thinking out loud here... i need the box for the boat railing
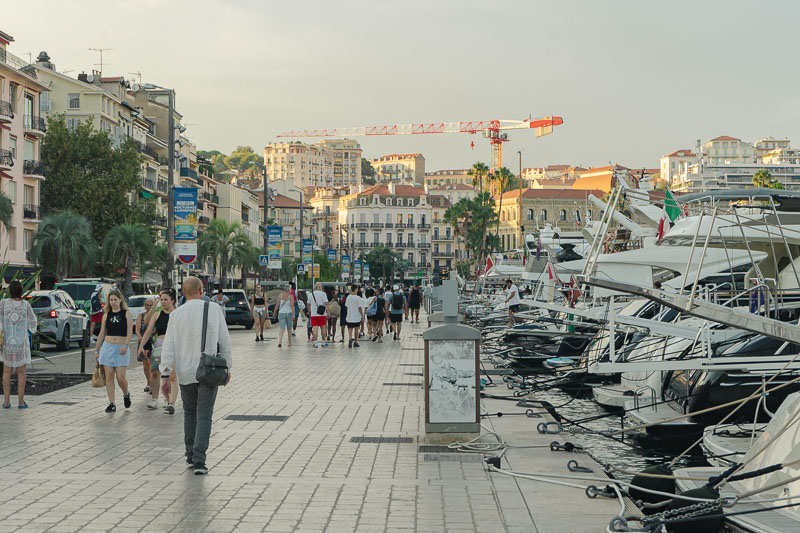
[633,386,658,411]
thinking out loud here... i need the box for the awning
[132,271,162,285]
[140,189,153,199]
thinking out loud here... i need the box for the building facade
[264,193,313,260]
[309,187,348,253]
[425,169,471,187]
[703,136,754,165]
[0,31,48,276]
[429,195,459,274]
[754,137,791,162]
[371,153,425,184]
[264,139,361,189]
[671,162,800,193]
[659,149,697,186]
[428,183,477,204]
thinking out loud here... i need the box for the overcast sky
[6,0,800,172]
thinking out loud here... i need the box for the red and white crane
[278,115,563,193]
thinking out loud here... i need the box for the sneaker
[144,386,150,393]
[378,338,383,343]
[393,333,397,340]
[255,336,260,342]
[194,463,208,475]
[278,343,281,348]
[105,403,116,413]
[313,342,319,348]
[123,394,131,409]
[372,335,377,342]
[147,399,159,410]
[321,342,328,347]
[166,404,175,415]
[353,342,360,348]
[186,457,194,468]
[348,338,353,348]
[292,332,296,336]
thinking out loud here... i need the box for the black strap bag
[310,291,326,315]
[195,302,229,386]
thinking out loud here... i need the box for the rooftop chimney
[389,182,395,195]
[78,72,88,83]
[35,51,55,70]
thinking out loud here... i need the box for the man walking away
[309,282,329,348]
[505,279,520,327]
[388,284,407,340]
[160,276,232,475]
[408,286,422,323]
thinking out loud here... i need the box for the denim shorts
[150,338,164,371]
[278,312,293,329]
[98,343,130,368]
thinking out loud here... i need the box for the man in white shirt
[308,282,330,348]
[160,277,232,476]
[505,279,521,326]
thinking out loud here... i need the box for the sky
[5,0,800,172]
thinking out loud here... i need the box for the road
[28,325,259,375]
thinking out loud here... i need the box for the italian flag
[658,187,682,242]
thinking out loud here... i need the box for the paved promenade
[0,311,622,532]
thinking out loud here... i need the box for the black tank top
[254,295,265,305]
[155,310,171,336]
[106,309,127,336]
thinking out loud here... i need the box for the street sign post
[297,264,306,274]
[259,255,269,267]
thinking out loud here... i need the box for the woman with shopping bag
[1,281,37,409]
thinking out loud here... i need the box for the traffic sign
[259,255,269,267]
[297,264,306,274]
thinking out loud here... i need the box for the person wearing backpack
[371,289,386,343]
[364,288,377,340]
[387,284,407,341]
[338,290,348,343]
[408,286,422,323]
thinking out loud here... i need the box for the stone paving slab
[0,311,622,532]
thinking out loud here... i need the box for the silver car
[28,290,89,351]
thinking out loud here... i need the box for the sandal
[2,403,10,409]
[18,402,28,409]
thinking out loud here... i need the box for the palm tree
[0,190,12,231]
[102,224,153,297]
[30,210,96,282]
[197,219,248,289]
[444,198,471,265]
[468,162,489,195]
[493,167,516,241]
[142,244,175,289]
[231,242,261,289]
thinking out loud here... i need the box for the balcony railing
[198,215,210,225]
[434,251,455,258]
[395,242,406,249]
[370,222,384,228]
[395,223,406,228]
[180,167,198,180]
[23,204,41,220]
[157,180,167,193]
[23,115,46,134]
[200,191,219,204]
[385,242,393,247]
[417,242,431,248]
[138,143,159,161]
[0,101,13,121]
[0,149,14,168]
[23,160,45,177]
[142,177,156,191]
[417,262,431,268]
[355,222,369,228]
[418,223,431,229]
[384,222,394,228]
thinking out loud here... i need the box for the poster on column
[354,260,362,278]
[302,239,313,265]
[363,263,370,280]
[174,187,198,264]
[342,254,350,279]
[327,249,337,263]
[267,226,282,269]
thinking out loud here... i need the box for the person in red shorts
[308,282,329,348]
[90,284,105,339]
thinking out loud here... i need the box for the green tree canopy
[0,190,12,230]
[102,224,153,297]
[753,169,785,190]
[30,210,96,282]
[198,219,248,288]
[468,161,489,194]
[443,192,498,275]
[40,115,146,244]
[361,158,376,178]
[365,244,400,282]
[225,146,261,174]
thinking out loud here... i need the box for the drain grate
[383,382,421,387]
[404,372,424,377]
[41,401,77,406]
[224,415,288,422]
[418,445,457,453]
[399,363,424,367]
[423,454,483,463]
[350,436,414,444]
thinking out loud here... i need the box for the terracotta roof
[258,192,311,209]
[372,153,422,161]
[428,195,452,208]
[709,135,741,142]
[572,174,615,193]
[534,177,577,186]
[545,164,570,171]
[100,77,124,83]
[430,183,475,191]
[580,165,629,174]
[497,188,604,201]
[664,149,696,158]
[342,184,426,199]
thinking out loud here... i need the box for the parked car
[54,280,114,316]
[28,290,90,351]
[221,289,254,329]
[128,294,158,326]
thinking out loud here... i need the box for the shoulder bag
[195,302,229,386]
[310,291,326,316]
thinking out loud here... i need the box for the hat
[393,284,399,290]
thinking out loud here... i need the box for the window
[24,229,33,251]
[39,92,50,113]
[7,181,15,203]
[68,93,80,109]
[445,227,451,239]
[397,214,403,225]
[559,210,566,221]
[359,213,366,223]
[66,118,80,131]
[407,233,413,244]
[386,198,392,206]
[24,139,33,161]
[9,137,16,160]
[102,98,105,113]
[359,197,366,206]
[385,213,392,224]
[527,209,533,221]
[386,233,392,243]
[360,232,366,244]
[540,209,547,221]
[7,226,15,250]
[24,185,34,205]
[284,243,290,255]
[408,253,414,263]
[9,83,16,112]
[373,232,379,243]
[373,213,379,223]
[407,214,413,225]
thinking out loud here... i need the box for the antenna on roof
[128,71,142,85]
[88,47,112,77]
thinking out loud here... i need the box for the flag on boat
[568,275,581,305]
[664,187,681,222]
[535,235,542,261]
[486,254,494,273]
[547,262,558,281]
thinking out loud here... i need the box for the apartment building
[523,165,585,188]
[660,149,697,187]
[262,193,313,260]
[429,195,458,273]
[761,148,800,165]
[371,153,425,184]
[671,162,800,193]
[425,169,471,187]
[428,183,477,204]
[264,139,361,189]
[495,189,603,251]
[754,137,791,162]
[0,31,48,276]
[703,136,754,165]
[216,183,262,246]
[338,183,433,279]
[309,187,348,253]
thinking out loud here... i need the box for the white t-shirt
[345,294,363,323]
[383,291,393,311]
[507,284,521,306]
[308,290,328,317]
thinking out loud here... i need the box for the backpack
[367,298,377,316]
[90,292,101,313]
[392,292,404,310]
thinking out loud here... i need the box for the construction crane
[278,115,563,196]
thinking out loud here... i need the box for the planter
[0,372,91,395]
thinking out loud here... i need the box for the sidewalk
[0,311,619,532]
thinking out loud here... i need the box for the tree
[281,256,298,282]
[224,146,261,175]
[753,169,785,190]
[148,244,176,288]
[502,173,522,193]
[0,190,12,231]
[197,219,248,288]
[40,115,145,244]
[231,242,261,289]
[444,197,471,266]
[362,158,376,179]
[30,211,96,282]
[444,193,498,273]
[468,162,489,195]
[102,224,153,297]
[492,167,516,240]
[365,244,401,281]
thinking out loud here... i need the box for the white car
[128,294,159,328]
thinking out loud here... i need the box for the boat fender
[663,486,722,533]
[629,464,676,508]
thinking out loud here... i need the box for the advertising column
[267,226,283,269]
[174,187,198,264]
[341,254,351,280]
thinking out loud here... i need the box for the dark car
[28,290,90,350]
[221,290,254,329]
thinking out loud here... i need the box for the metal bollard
[80,327,88,374]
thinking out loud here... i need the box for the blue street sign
[259,255,269,267]
[297,264,306,274]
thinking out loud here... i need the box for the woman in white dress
[1,280,37,409]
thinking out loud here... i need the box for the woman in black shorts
[408,286,422,323]
[370,289,386,343]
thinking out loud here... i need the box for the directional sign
[259,255,269,267]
